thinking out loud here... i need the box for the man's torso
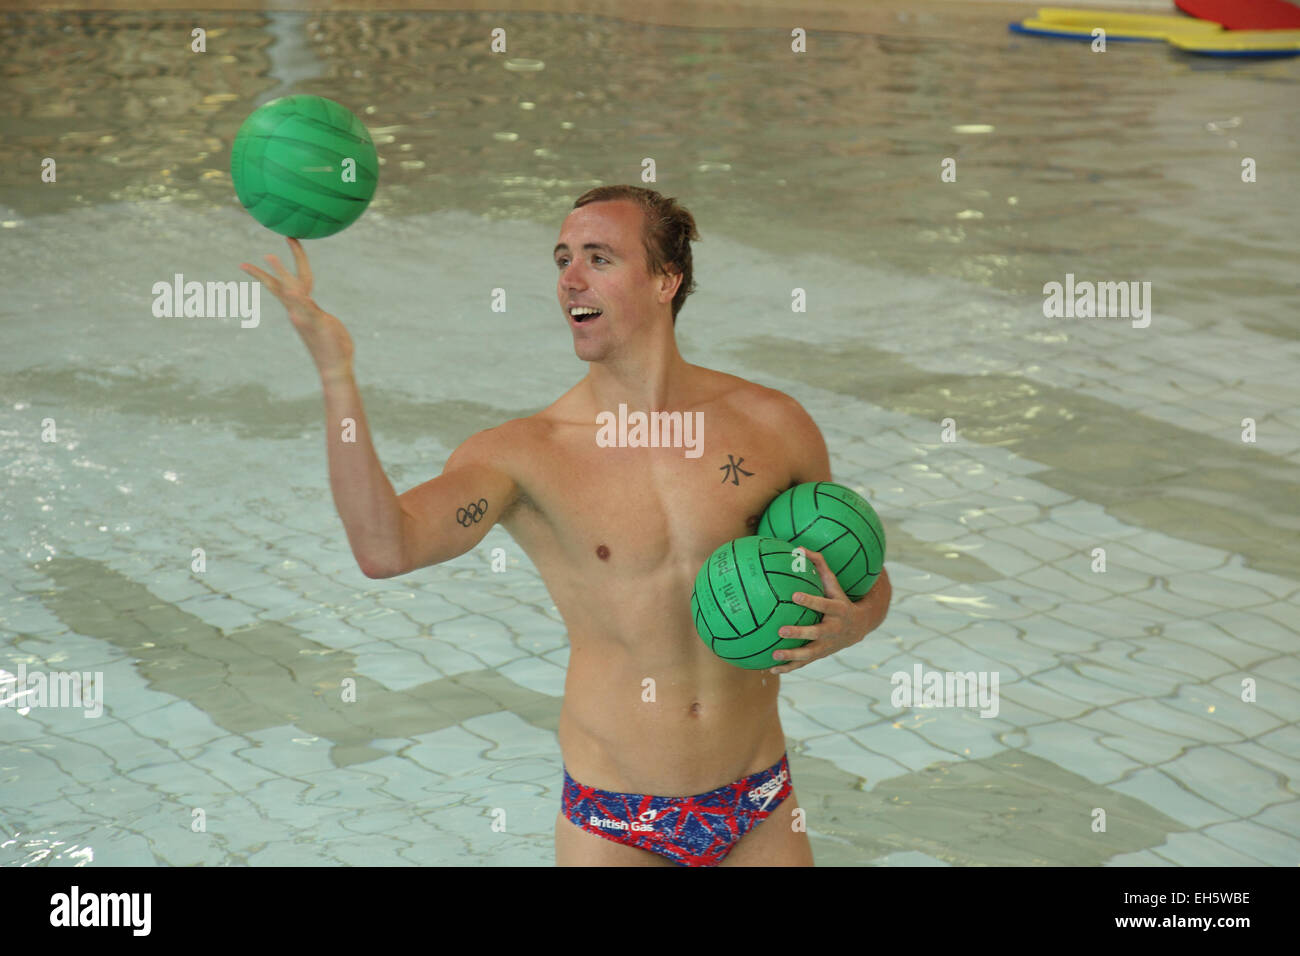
[494,367,800,795]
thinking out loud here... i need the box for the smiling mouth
[571,309,603,323]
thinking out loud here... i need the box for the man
[240,185,891,866]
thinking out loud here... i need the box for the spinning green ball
[230,95,378,239]
[757,481,886,600]
[690,535,825,670]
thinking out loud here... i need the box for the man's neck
[583,332,695,412]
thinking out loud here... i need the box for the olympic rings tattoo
[456,498,489,527]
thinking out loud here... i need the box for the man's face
[554,199,679,362]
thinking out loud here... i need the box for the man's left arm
[767,391,892,676]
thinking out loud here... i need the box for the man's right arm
[320,366,517,578]
[384,424,520,578]
[240,237,516,579]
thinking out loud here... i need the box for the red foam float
[1175,0,1300,30]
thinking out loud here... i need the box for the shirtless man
[240,185,892,866]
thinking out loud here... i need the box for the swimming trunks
[561,753,793,866]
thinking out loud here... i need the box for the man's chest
[508,418,794,572]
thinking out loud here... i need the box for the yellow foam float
[1036,7,1223,38]
[1012,7,1300,55]
[1166,28,1300,54]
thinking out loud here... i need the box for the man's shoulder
[696,368,810,425]
[445,415,547,472]
[685,365,776,406]
[455,378,590,465]
[700,371,828,478]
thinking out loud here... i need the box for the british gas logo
[589,814,657,833]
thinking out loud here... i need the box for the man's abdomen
[558,634,786,796]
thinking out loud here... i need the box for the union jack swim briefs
[561,753,793,866]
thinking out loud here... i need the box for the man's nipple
[596,544,610,560]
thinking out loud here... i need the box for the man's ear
[659,268,683,303]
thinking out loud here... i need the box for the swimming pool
[2,0,1297,866]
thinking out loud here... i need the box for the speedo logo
[588,809,659,833]
[747,768,789,809]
